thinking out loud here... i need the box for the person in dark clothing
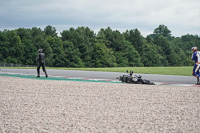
[36,49,48,78]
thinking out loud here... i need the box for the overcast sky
[0,0,200,37]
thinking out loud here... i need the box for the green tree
[91,43,117,67]
[142,43,162,66]
[1,25,199,67]
[17,28,37,65]
[153,24,171,37]
[44,25,57,37]
[2,30,25,64]
[154,35,176,66]
[31,27,53,66]
[63,40,84,67]
[61,27,95,67]
[122,41,143,66]
[0,30,9,62]
[97,28,144,67]
[46,36,66,67]
[124,29,145,55]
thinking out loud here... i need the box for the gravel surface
[0,76,200,132]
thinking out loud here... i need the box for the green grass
[49,66,193,76]
[1,66,193,76]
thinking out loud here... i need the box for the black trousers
[37,62,47,76]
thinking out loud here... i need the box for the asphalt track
[0,68,196,85]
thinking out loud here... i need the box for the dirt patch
[0,76,200,132]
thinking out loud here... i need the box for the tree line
[0,25,199,67]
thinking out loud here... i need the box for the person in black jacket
[36,49,48,78]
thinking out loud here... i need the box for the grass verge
[0,66,193,76]
[50,67,193,76]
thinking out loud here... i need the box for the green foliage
[63,40,84,67]
[142,43,162,66]
[0,25,199,67]
[44,25,57,37]
[153,24,171,37]
[46,36,65,67]
[124,29,144,53]
[91,43,117,67]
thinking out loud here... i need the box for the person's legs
[41,62,48,78]
[37,64,41,77]
[194,64,200,84]
[193,64,198,76]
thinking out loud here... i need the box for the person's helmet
[191,46,197,52]
[38,49,43,53]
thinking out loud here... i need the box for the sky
[0,0,200,37]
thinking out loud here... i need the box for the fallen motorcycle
[117,70,155,85]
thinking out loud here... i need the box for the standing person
[191,46,200,84]
[36,49,48,78]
